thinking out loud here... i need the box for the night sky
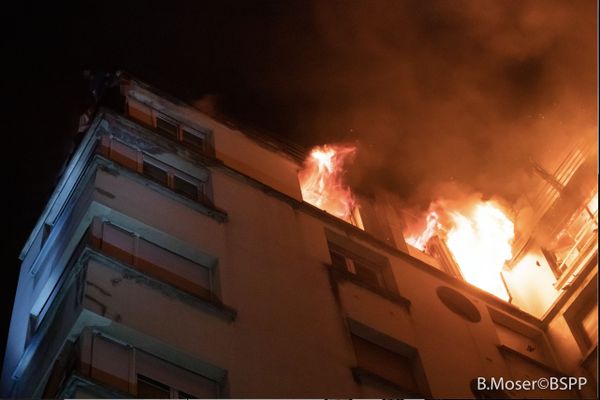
[3,1,597,366]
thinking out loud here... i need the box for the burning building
[1,73,597,399]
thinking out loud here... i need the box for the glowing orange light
[406,211,441,251]
[299,144,360,226]
[406,200,514,300]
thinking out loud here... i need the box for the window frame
[544,189,598,283]
[154,114,179,140]
[137,374,196,399]
[150,111,213,156]
[100,135,212,206]
[328,243,395,295]
[346,319,430,398]
[182,127,208,153]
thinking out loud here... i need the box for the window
[173,175,198,200]
[348,320,429,397]
[351,333,419,392]
[152,112,212,156]
[497,346,579,398]
[100,136,211,206]
[91,219,214,301]
[156,115,178,139]
[488,308,551,365]
[325,229,407,305]
[143,161,169,186]
[182,129,207,152]
[142,155,207,203]
[545,190,598,280]
[137,375,171,398]
[353,260,385,289]
[137,375,199,399]
[328,244,390,293]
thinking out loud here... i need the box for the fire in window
[299,144,364,228]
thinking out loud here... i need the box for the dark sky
[3,1,597,365]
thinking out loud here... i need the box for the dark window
[137,375,170,399]
[143,161,168,185]
[329,249,348,269]
[350,333,421,395]
[156,116,178,139]
[182,129,206,152]
[173,175,198,200]
[327,242,394,294]
[178,390,194,399]
[354,261,383,288]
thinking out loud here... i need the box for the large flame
[406,200,514,300]
[299,144,360,226]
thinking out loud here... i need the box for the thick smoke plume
[311,0,596,207]
[209,0,596,209]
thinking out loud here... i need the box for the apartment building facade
[2,74,597,399]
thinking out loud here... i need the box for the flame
[406,200,514,300]
[406,211,441,250]
[299,144,360,226]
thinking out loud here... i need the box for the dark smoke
[212,0,597,209]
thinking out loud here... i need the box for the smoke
[304,0,597,208]
[176,0,596,209]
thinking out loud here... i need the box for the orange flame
[406,200,514,300]
[405,211,441,251]
[299,144,360,226]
